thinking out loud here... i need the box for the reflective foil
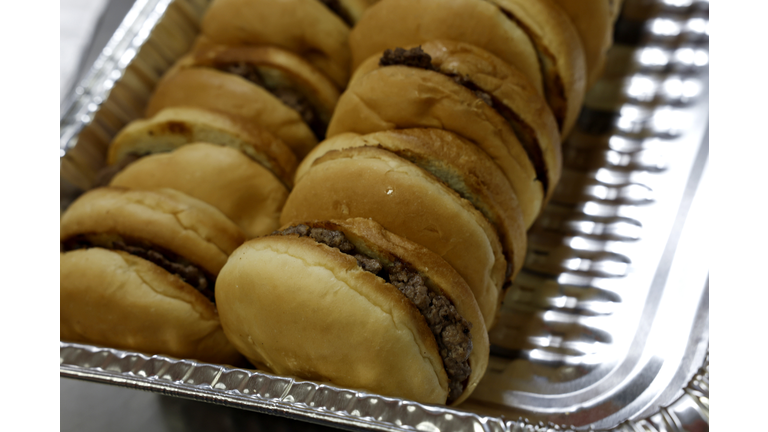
[59,0,710,430]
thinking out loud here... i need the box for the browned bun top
[215,217,489,405]
[485,0,587,135]
[107,107,297,188]
[328,52,544,228]
[349,0,544,95]
[549,0,613,89]
[110,143,289,239]
[185,43,341,132]
[200,0,351,89]
[60,187,245,276]
[61,248,244,365]
[280,146,507,329]
[296,129,527,282]
[145,67,318,159]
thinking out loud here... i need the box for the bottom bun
[60,247,244,365]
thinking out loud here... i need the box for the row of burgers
[61,0,622,406]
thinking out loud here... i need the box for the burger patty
[379,47,550,193]
[274,224,472,403]
[220,62,326,141]
[61,235,215,302]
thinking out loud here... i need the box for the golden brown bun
[200,0,350,89]
[145,68,317,159]
[327,63,544,228]
[351,40,562,212]
[183,43,340,129]
[60,187,245,276]
[280,146,507,328]
[486,0,587,136]
[61,248,244,365]
[550,0,613,89]
[110,144,289,239]
[296,129,526,282]
[215,218,489,405]
[349,0,544,95]
[108,107,297,187]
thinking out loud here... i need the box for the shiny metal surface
[59,0,710,430]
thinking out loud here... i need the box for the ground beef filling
[61,236,215,302]
[318,0,354,26]
[379,47,550,194]
[274,225,473,402]
[220,62,326,140]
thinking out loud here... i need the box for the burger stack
[60,0,370,365]
[60,0,622,407]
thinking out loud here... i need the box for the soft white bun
[296,129,527,282]
[200,0,350,88]
[485,0,587,135]
[349,0,544,95]
[110,144,289,239]
[145,68,317,159]
[60,187,245,276]
[280,146,507,328]
[550,0,613,89]
[328,64,543,228]
[61,248,244,365]
[215,218,489,405]
[108,107,297,187]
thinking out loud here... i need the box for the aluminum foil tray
[60,0,710,430]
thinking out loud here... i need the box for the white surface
[61,0,111,101]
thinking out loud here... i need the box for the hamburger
[280,145,508,329]
[328,41,562,228]
[145,44,341,159]
[215,218,490,405]
[349,0,586,135]
[60,187,246,365]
